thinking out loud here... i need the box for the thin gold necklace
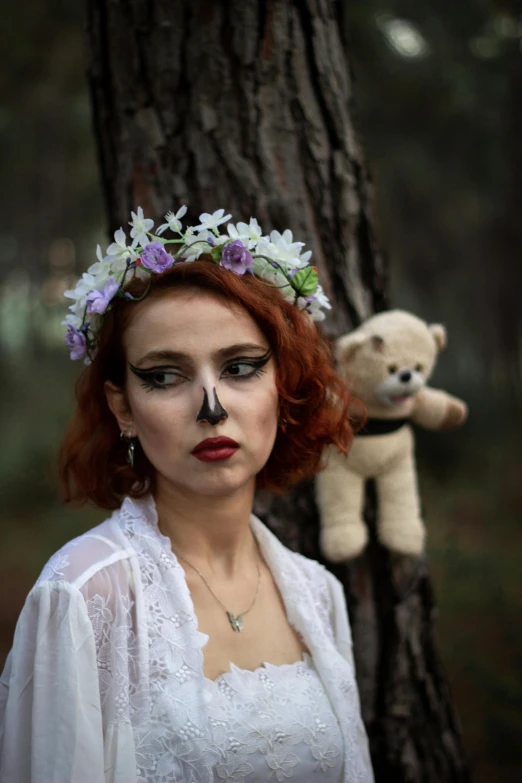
[175,550,261,632]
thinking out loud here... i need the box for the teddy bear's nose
[399,370,412,383]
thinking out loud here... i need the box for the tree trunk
[85,0,472,780]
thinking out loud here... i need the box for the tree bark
[85,1,472,780]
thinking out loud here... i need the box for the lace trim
[206,651,312,684]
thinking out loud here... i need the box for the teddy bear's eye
[388,364,398,374]
[415,364,424,373]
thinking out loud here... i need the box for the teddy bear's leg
[315,450,368,561]
[375,447,425,555]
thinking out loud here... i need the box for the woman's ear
[104,381,135,435]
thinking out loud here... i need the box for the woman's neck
[153,477,258,581]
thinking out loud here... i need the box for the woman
[0,207,374,782]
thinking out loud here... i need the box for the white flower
[63,294,86,320]
[206,232,229,246]
[313,284,331,310]
[106,228,139,266]
[156,205,188,236]
[62,312,82,329]
[193,209,232,233]
[296,284,331,322]
[83,245,125,282]
[179,229,228,263]
[63,257,127,320]
[227,217,265,249]
[181,241,208,263]
[252,255,291,292]
[179,227,203,262]
[253,237,278,263]
[129,206,154,246]
[268,229,312,268]
[252,231,311,279]
[180,246,204,264]
[64,272,99,303]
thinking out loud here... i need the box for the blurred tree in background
[0,1,520,781]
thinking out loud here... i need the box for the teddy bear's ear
[429,323,447,351]
[335,332,367,361]
[369,334,385,353]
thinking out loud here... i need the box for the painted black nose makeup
[196,387,228,425]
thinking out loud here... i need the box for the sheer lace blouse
[0,495,374,783]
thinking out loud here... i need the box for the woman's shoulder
[35,511,132,592]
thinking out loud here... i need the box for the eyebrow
[132,343,270,368]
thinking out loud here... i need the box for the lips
[192,436,239,453]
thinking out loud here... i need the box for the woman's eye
[223,362,265,379]
[152,372,178,386]
[129,363,187,391]
[141,371,184,390]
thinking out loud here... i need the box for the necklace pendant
[227,611,244,632]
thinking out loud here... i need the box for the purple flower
[140,242,175,273]
[220,240,253,275]
[65,324,87,361]
[86,278,120,315]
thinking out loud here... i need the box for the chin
[200,486,249,499]
[164,468,258,499]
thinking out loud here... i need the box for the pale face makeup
[108,289,279,500]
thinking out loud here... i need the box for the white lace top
[0,495,374,783]
[204,654,344,781]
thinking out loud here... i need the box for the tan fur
[316,310,468,560]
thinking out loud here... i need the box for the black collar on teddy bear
[357,417,409,437]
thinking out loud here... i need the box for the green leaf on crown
[290,266,318,297]
[210,244,225,263]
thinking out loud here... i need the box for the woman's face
[106,288,279,498]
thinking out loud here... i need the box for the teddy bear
[315,309,468,561]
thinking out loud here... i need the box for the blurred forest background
[0,0,521,781]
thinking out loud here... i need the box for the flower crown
[63,206,331,361]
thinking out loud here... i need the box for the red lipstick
[191,436,239,462]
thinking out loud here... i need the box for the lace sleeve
[79,554,148,732]
[324,569,354,666]
[0,581,105,783]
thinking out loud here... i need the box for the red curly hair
[59,259,361,509]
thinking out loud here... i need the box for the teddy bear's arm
[410,387,468,430]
